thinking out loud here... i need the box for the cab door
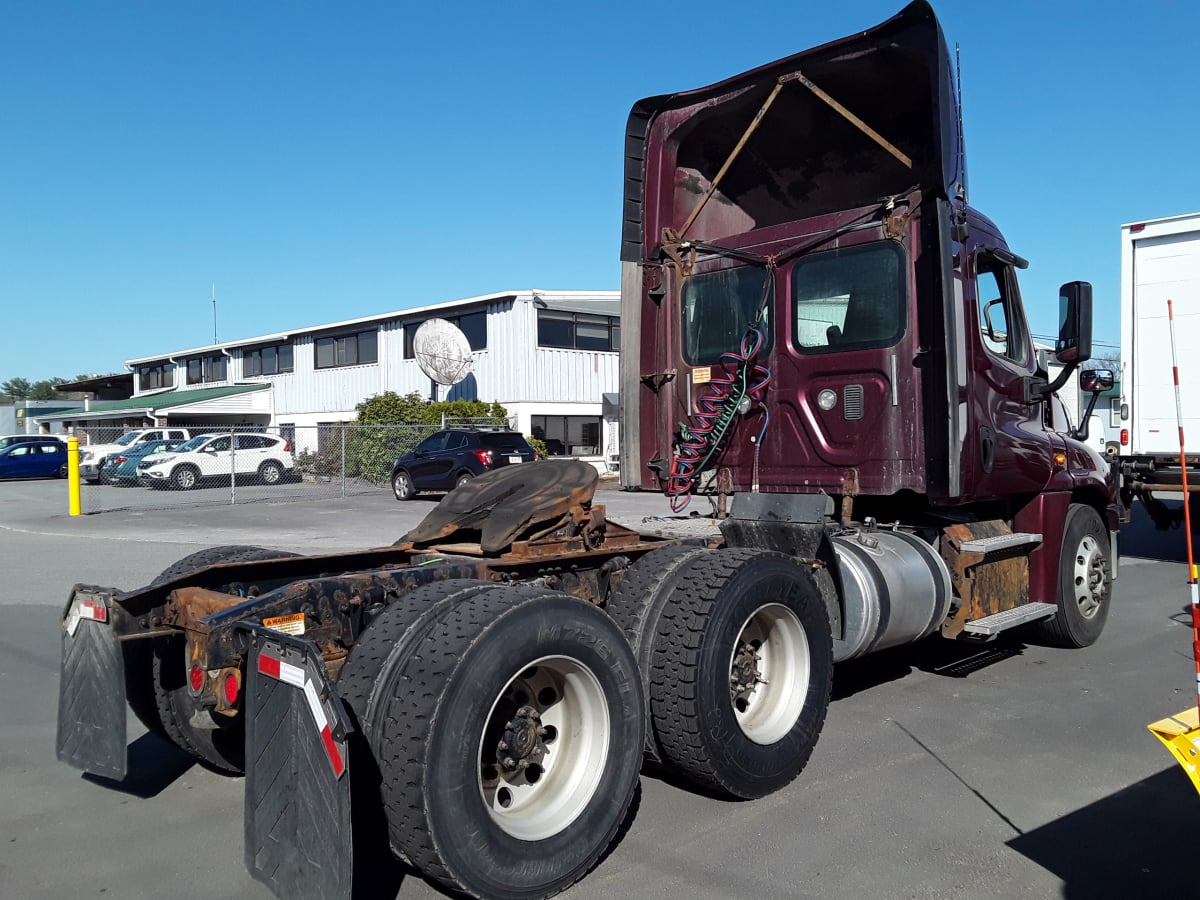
[963,241,1053,500]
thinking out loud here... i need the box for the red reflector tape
[257,653,281,680]
[320,724,346,778]
[257,652,305,687]
[80,599,108,623]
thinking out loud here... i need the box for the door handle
[980,426,995,474]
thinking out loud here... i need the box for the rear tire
[365,584,644,898]
[129,545,301,772]
[455,471,473,488]
[1035,504,1112,648]
[258,460,283,485]
[605,543,711,760]
[645,548,833,799]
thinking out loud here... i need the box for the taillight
[283,442,292,452]
[473,449,493,466]
[189,664,204,693]
[113,456,128,464]
[1121,429,1129,446]
[223,671,240,705]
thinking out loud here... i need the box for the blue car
[0,439,67,479]
[100,439,184,485]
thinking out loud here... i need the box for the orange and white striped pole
[1167,298,1200,709]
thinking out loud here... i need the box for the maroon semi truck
[56,3,1116,899]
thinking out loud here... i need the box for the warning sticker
[263,612,306,636]
[692,366,712,385]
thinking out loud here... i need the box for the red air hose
[665,328,771,511]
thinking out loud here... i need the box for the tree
[0,377,32,401]
[347,392,510,482]
[354,391,508,426]
[29,378,69,400]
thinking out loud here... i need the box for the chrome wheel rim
[729,603,810,745]
[1073,534,1107,619]
[394,472,410,497]
[478,655,609,841]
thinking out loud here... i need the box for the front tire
[366,585,644,898]
[392,469,415,501]
[171,465,199,490]
[1036,503,1112,648]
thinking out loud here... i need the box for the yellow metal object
[67,436,81,517]
[1148,707,1200,794]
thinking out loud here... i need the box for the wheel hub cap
[498,705,546,770]
[1074,535,1108,618]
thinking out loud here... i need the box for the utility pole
[212,283,218,345]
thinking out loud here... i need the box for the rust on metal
[840,468,860,528]
[716,467,734,518]
[940,521,1031,639]
[165,587,248,631]
[792,70,913,169]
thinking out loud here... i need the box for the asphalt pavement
[1,477,1198,900]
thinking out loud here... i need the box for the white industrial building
[36,290,621,463]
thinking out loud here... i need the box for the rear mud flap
[241,625,353,900]
[56,589,127,781]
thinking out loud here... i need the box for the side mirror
[1055,281,1093,365]
[1080,368,1114,393]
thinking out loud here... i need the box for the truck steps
[961,602,1056,637]
[958,532,1043,555]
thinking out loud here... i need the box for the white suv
[137,433,294,490]
[80,428,191,483]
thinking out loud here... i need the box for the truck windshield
[792,241,906,353]
[680,266,772,365]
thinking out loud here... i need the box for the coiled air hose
[665,327,771,512]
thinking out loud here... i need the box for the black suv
[391,429,538,500]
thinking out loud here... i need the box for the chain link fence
[78,423,440,514]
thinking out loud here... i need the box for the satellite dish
[413,318,474,386]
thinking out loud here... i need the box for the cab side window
[975,254,1032,366]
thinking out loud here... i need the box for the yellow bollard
[67,436,81,516]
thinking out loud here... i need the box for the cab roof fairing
[620,0,966,264]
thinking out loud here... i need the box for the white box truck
[1118,211,1200,524]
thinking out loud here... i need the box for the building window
[404,311,488,359]
[137,363,175,391]
[244,342,294,376]
[531,415,602,457]
[186,354,227,385]
[315,330,378,369]
[537,311,620,352]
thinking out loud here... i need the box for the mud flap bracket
[56,588,127,781]
[241,624,354,900]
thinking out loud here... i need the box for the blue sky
[3,1,1197,382]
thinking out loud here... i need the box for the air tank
[830,528,953,663]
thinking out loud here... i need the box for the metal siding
[123,292,620,423]
[1128,221,1200,455]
